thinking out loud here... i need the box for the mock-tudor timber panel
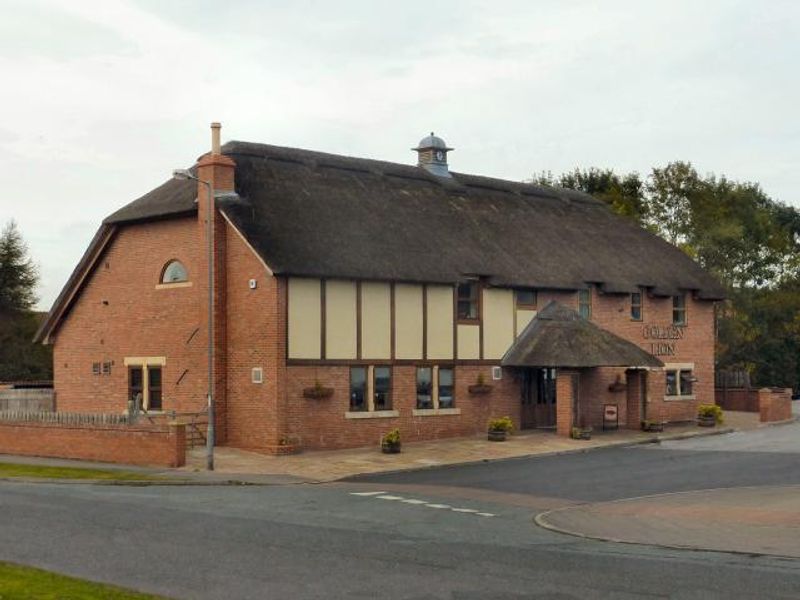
[515,309,536,336]
[426,285,454,359]
[483,288,514,359]
[394,283,423,359]
[360,282,391,359]
[325,280,357,359]
[288,277,321,359]
[457,324,480,359]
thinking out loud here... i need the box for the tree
[0,221,51,381]
[0,221,38,312]
[533,162,800,390]
[533,168,648,224]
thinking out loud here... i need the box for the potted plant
[469,372,494,395]
[571,426,593,440]
[697,404,723,427]
[381,428,402,454]
[641,419,664,433]
[303,380,334,400]
[487,416,513,441]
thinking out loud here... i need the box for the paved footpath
[537,484,800,558]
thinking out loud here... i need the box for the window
[161,260,188,284]
[129,367,143,407]
[92,362,101,376]
[416,366,455,410]
[515,289,537,309]
[631,291,643,321]
[578,289,592,319]
[673,295,686,325]
[102,361,112,375]
[124,358,166,411]
[148,367,162,411]
[457,281,479,321]
[251,367,264,384]
[416,367,433,409]
[349,367,367,412]
[665,366,694,398]
[438,367,454,409]
[374,367,392,410]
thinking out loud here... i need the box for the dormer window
[161,260,188,284]
[457,281,480,321]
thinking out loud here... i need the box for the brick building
[36,124,725,453]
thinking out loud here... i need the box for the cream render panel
[516,309,536,336]
[483,288,514,359]
[394,283,423,359]
[325,280,357,359]
[457,324,480,359]
[288,277,321,359]
[361,282,391,359]
[426,285,454,359]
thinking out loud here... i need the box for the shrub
[488,416,514,433]
[697,404,724,424]
[381,428,401,445]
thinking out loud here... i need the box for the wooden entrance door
[520,370,537,429]
[534,368,557,428]
[521,369,557,428]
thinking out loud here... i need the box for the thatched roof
[502,302,664,368]
[106,141,726,298]
[36,139,725,343]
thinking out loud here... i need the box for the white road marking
[349,492,497,518]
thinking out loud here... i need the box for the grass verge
[0,561,166,599]
[0,463,163,481]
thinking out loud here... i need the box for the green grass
[0,561,166,599]
[0,463,164,481]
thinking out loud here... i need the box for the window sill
[663,395,696,402]
[345,410,400,420]
[457,319,480,326]
[155,282,193,290]
[412,408,461,417]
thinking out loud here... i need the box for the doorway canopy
[502,301,664,369]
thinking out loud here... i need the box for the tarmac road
[1,422,799,599]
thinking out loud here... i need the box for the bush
[381,428,401,445]
[697,404,724,424]
[488,416,514,433]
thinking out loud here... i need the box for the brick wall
[283,364,521,450]
[52,217,208,416]
[758,388,793,423]
[0,421,185,467]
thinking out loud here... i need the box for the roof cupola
[413,132,453,178]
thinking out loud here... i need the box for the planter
[469,384,493,396]
[303,386,334,400]
[641,421,664,433]
[487,430,508,442]
[571,427,592,440]
[697,415,716,427]
[381,442,401,454]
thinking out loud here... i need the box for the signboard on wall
[603,404,619,431]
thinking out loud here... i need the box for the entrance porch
[503,302,664,437]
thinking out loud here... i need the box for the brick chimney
[196,122,235,444]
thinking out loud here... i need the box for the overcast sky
[1,0,798,310]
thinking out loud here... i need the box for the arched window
[161,260,188,284]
